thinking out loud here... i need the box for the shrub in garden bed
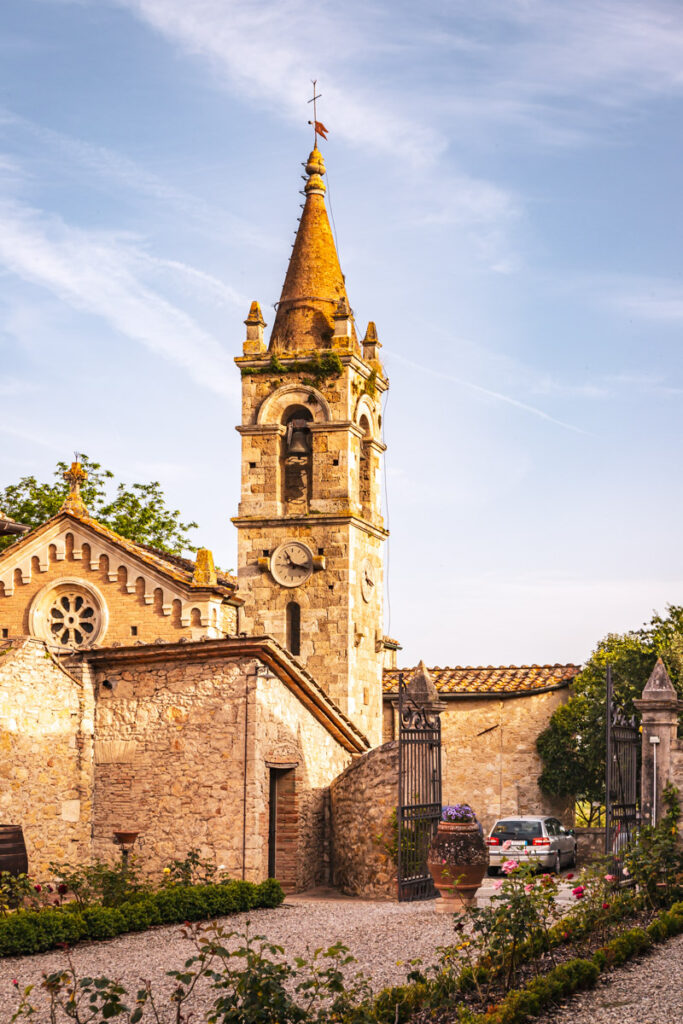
[0,878,284,957]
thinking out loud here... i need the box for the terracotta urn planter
[427,822,488,905]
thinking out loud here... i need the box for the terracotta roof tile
[383,663,580,696]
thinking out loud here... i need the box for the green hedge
[0,878,284,957]
[456,901,683,1024]
[366,900,683,1024]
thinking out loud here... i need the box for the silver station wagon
[486,816,577,874]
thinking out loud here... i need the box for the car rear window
[492,820,542,840]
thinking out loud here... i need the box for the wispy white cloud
[109,0,520,269]
[0,109,279,252]
[387,349,589,434]
[0,199,237,397]
[427,1,683,142]
[115,0,437,166]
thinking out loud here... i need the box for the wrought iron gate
[397,672,442,901]
[605,664,639,861]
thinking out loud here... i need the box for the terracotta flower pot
[427,822,488,904]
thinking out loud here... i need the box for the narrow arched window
[286,601,301,656]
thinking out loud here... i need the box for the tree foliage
[0,456,198,556]
[536,606,683,821]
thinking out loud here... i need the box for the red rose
[33,884,42,893]
[57,884,68,895]
[572,885,585,899]
[565,873,574,880]
[602,902,609,909]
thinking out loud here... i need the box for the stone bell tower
[233,145,388,745]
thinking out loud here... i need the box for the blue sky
[1,0,682,667]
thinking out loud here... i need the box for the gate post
[634,658,682,826]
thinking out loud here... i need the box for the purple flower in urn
[441,804,476,823]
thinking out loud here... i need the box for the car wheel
[553,852,561,874]
[487,866,499,877]
[568,845,577,868]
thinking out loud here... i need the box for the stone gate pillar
[634,658,682,826]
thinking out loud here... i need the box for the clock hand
[288,549,308,567]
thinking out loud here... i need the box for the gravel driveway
[0,895,457,1022]
[3,890,681,1024]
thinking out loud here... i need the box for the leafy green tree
[536,606,683,823]
[0,455,198,556]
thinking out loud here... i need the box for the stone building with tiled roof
[0,135,578,895]
[382,663,579,834]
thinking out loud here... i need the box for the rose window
[46,590,100,647]
[29,578,107,649]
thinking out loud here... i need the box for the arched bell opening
[281,406,313,513]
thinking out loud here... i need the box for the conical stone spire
[269,148,357,353]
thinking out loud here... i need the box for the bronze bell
[286,420,310,455]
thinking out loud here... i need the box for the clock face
[271,542,314,588]
[360,558,376,602]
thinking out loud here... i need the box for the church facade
[0,142,572,892]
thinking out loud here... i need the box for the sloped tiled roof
[0,511,237,596]
[383,663,580,697]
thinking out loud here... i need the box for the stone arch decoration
[29,577,109,649]
[0,521,225,634]
[264,740,302,769]
[353,394,376,439]
[257,383,331,425]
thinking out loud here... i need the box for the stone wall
[384,691,572,834]
[0,639,93,875]
[91,648,352,888]
[574,827,606,864]
[330,741,398,898]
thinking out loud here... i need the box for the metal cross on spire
[307,79,328,145]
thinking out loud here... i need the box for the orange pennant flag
[308,120,329,140]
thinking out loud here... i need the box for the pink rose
[604,874,616,882]
[493,879,504,890]
[622,867,630,877]
[524,883,534,894]
[501,859,519,875]
[502,840,512,851]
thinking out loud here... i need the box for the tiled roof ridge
[401,662,580,672]
[382,662,581,697]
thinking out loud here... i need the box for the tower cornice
[234,350,388,391]
[232,512,389,541]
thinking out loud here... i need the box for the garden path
[534,931,683,1024]
[0,895,455,1022]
